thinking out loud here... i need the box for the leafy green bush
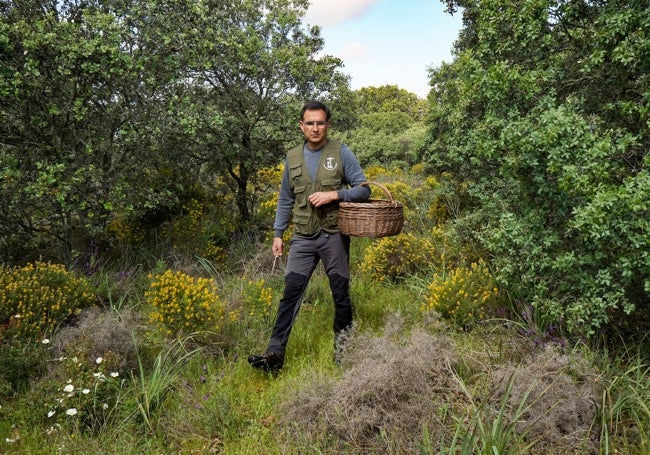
[0,337,48,396]
[423,0,650,337]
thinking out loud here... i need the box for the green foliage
[338,85,427,166]
[354,85,426,119]
[0,1,155,263]
[0,261,96,341]
[0,337,47,396]
[424,0,650,337]
[599,354,650,452]
[145,269,229,338]
[129,340,199,434]
[0,0,349,263]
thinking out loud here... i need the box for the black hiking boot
[247,351,284,372]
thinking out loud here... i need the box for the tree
[338,85,427,166]
[0,0,348,262]
[423,0,650,336]
[355,85,426,119]
[0,0,154,262]
[173,0,349,223]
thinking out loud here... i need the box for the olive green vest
[288,139,345,236]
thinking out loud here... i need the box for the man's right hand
[272,237,283,257]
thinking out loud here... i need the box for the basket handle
[358,181,397,206]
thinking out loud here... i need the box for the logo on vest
[324,157,338,171]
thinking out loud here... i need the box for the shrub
[0,337,48,396]
[241,278,275,324]
[0,261,96,341]
[421,260,501,327]
[360,233,436,282]
[145,269,231,337]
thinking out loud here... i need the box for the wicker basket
[338,181,404,238]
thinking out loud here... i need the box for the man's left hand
[308,191,339,207]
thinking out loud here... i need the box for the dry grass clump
[51,306,143,372]
[487,345,601,454]
[282,317,603,454]
[282,316,466,453]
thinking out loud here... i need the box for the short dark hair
[300,100,331,121]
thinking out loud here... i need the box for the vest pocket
[289,163,302,180]
[321,178,342,190]
[293,185,307,208]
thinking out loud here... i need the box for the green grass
[1,245,650,454]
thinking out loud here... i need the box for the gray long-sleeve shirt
[273,142,370,238]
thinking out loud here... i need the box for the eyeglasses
[302,121,329,128]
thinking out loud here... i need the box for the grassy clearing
[1,233,649,454]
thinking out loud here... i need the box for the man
[248,100,370,371]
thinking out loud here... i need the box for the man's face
[300,109,331,149]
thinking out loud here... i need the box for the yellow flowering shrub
[242,278,275,323]
[360,233,437,282]
[145,269,227,337]
[0,261,96,340]
[364,165,391,181]
[411,163,426,175]
[421,260,501,327]
[253,164,284,194]
[173,198,204,244]
[258,192,278,222]
[106,214,147,245]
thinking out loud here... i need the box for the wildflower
[65,408,78,416]
[95,357,103,364]
[110,372,119,378]
[47,410,56,418]
[63,384,74,393]
[82,389,90,394]
[42,338,50,344]
[6,438,15,443]
[102,403,109,410]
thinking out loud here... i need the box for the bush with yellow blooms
[145,270,230,337]
[421,260,501,327]
[0,261,96,341]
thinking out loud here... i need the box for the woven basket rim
[339,198,402,208]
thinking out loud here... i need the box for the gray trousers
[266,231,352,356]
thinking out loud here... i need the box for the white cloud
[338,42,368,60]
[305,0,381,27]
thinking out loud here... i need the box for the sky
[303,0,463,99]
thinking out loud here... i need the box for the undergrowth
[1,169,648,453]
